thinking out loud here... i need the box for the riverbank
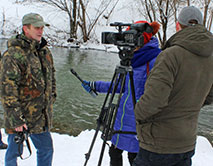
[1,128,213,166]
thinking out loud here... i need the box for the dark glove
[82,80,97,97]
[82,80,93,92]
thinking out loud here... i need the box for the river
[0,39,212,145]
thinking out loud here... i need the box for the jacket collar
[7,33,47,51]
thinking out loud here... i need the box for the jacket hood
[131,37,161,68]
[7,33,47,51]
[163,25,213,57]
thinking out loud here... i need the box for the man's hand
[15,124,28,132]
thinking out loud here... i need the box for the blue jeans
[5,131,53,166]
[133,148,195,166]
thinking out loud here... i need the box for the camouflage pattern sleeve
[1,49,26,128]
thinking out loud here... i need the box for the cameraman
[82,21,161,166]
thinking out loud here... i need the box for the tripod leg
[98,71,127,166]
[101,71,117,107]
[83,71,118,166]
[84,124,101,166]
[109,73,127,136]
[129,70,136,107]
[101,71,126,141]
[97,140,107,166]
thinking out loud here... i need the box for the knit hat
[126,21,160,44]
[178,6,203,26]
[22,13,50,27]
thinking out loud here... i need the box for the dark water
[0,39,213,145]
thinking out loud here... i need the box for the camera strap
[113,130,137,135]
[146,62,150,75]
[20,136,32,160]
[15,130,32,160]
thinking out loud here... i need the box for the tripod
[84,46,137,166]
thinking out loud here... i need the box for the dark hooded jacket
[134,24,213,154]
[0,34,56,134]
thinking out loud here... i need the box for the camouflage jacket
[0,34,56,134]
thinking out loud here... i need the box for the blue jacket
[95,37,161,152]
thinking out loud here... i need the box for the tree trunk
[203,0,211,27]
[72,0,77,38]
[79,0,88,42]
[207,9,213,31]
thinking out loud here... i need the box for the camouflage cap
[22,13,50,27]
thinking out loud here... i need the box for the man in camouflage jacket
[1,13,56,166]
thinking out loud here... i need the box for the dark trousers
[109,144,137,166]
[133,148,195,166]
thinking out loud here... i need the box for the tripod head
[118,46,134,66]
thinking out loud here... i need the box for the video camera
[101,22,153,48]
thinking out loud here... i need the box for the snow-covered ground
[0,128,213,166]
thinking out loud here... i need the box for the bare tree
[35,0,119,42]
[158,0,171,47]
[103,0,120,25]
[185,0,213,29]
[187,0,190,6]
[1,10,6,35]
[136,0,213,47]
[77,0,118,42]
[203,0,212,27]
[136,0,175,47]
[207,9,213,31]
[36,0,78,39]
[171,0,181,23]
